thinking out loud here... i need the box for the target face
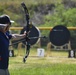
[49,25,70,46]
[20,25,40,45]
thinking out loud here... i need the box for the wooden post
[17,43,23,56]
[47,42,51,57]
[68,41,71,50]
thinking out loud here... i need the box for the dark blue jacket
[0,31,12,69]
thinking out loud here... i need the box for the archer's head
[0,14,14,33]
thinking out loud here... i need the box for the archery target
[20,25,41,45]
[49,25,70,46]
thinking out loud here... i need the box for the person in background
[0,14,26,75]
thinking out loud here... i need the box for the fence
[10,27,76,30]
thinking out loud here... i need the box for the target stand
[49,25,76,58]
[20,25,41,62]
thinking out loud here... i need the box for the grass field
[9,48,76,75]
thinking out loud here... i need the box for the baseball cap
[0,15,14,27]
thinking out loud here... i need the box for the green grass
[9,48,76,75]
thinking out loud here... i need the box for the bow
[21,2,31,63]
